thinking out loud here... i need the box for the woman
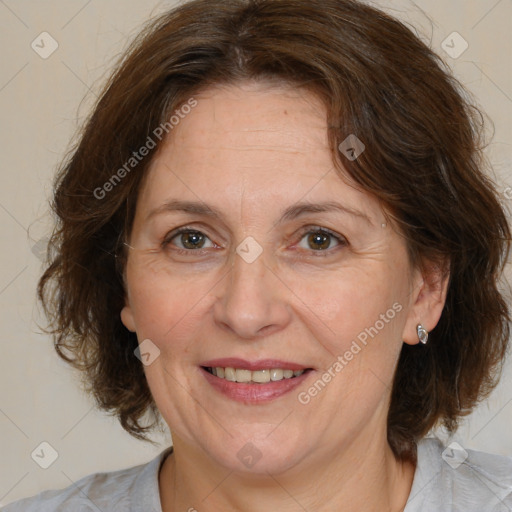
[3,0,511,510]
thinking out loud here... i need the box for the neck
[159,428,415,512]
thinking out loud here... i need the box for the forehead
[136,81,382,224]
[180,81,327,146]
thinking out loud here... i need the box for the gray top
[2,438,511,511]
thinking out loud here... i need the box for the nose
[213,249,292,339]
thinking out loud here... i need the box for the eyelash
[162,225,348,256]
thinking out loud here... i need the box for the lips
[200,358,314,403]
[201,358,309,371]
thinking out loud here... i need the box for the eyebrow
[146,199,373,226]
[279,201,373,226]
[146,200,224,222]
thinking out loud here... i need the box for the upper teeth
[210,367,304,383]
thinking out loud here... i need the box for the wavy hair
[38,0,511,462]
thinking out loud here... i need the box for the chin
[206,428,308,475]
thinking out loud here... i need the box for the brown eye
[307,232,331,250]
[181,231,206,249]
[167,230,214,250]
[297,229,345,252]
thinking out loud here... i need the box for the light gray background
[1,0,511,506]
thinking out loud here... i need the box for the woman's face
[121,81,428,474]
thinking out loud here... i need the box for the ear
[402,259,450,345]
[121,302,137,333]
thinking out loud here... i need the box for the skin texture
[121,81,448,511]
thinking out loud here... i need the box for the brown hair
[39,0,511,462]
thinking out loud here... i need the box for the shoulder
[406,437,512,512]
[1,447,172,512]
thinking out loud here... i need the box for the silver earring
[417,324,429,344]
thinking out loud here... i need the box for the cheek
[295,272,406,414]
[125,259,219,349]
[289,262,407,346]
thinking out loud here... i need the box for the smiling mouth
[202,366,312,384]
